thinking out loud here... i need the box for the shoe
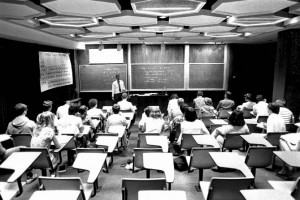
[26,174,38,184]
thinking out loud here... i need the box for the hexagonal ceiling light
[39,25,86,35]
[212,0,298,17]
[102,10,157,27]
[140,21,183,33]
[0,0,46,19]
[204,32,243,38]
[9,18,40,27]
[87,22,132,33]
[237,25,284,34]
[190,23,236,32]
[120,29,156,38]
[76,32,116,39]
[131,0,206,17]
[41,0,121,18]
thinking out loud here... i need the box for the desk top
[244,119,257,124]
[29,190,81,200]
[138,190,186,200]
[143,153,174,183]
[274,151,300,167]
[96,136,119,153]
[73,152,107,183]
[54,135,75,153]
[146,136,168,152]
[240,189,294,200]
[193,135,220,148]
[209,152,254,178]
[241,134,273,147]
[0,134,11,143]
[107,126,126,138]
[210,119,228,125]
[0,152,41,182]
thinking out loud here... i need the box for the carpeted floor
[15,119,299,200]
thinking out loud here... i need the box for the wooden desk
[146,136,168,152]
[0,134,11,143]
[143,153,174,190]
[244,119,257,124]
[240,189,294,200]
[96,136,118,153]
[210,119,228,125]
[53,135,75,153]
[138,190,187,200]
[29,190,81,200]
[209,152,254,178]
[273,151,300,167]
[241,134,273,147]
[193,135,220,148]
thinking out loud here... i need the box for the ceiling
[1,0,300,48]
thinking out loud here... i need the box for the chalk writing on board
[39,52,73,92]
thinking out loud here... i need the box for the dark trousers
[114,93,122,103]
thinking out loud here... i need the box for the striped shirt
[279,107,293,124]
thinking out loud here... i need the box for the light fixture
[98,42,104,51]
[117,43,122,51]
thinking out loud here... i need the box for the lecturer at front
[112,74,126,103]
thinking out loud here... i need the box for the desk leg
[92,179,99,197]
[16,178,23,196]
[146,169,150,178]
[168,183,171,190]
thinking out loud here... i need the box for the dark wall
[0,38,77,132]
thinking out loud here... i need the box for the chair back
[38,176,82,190]
[0,167,14,182]
[223,133,248,151]
[210,124,223,133]
[246,124,260,134]
[207,178,252,200]
[181,134,200,151]
[11,134,32,147]
[174,123,181,140]
[20,147,54,170]
[257,116,268,123]
[291,177,300,199]
[245,146,276,168]
[120,109,132,113]
[217,110,230,119]
[76,148,106,154]
[133,148,162,169]
[190,147,219,169]
[122,178,166,200]
[242,109,254,119]
[266,132,288,148]
[137,133,160,148]
[286,123,297,133]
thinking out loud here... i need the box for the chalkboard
[189,64,224,89]
[131,64,184,90]
[79,64,127,92]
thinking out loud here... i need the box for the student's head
[178,98,184,106]
[144,106,151,117]
[268,102,280,114]
[244,93,253,102]
[14,103,28,116]
[122,92,128,100]
[37,111,55,127]
[78,105,88,116]
[197,90,203,97]
[88,98,98,108]
[225,91,232,99]
[204,97,213,106]
[116,74,120,80]
[42,100,53,112]
[149,106,162,118]
[275,99,286,107]
[228,110,245,126]
[112,104,120,114]
[170,93,178,100]
[256,94,264,102]
[68,104,79,115]
[180,103,189,114]
[184,107,197,122]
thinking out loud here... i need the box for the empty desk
[29,190,81,200]
[139,190,187,200]
[240,189,294,200]
[145,136,169,152]
[241,134,273,147]
[193,135,220,148]
[273,151,300,167]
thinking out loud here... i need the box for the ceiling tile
[169,10,225,26]
[102,10,157,26]
[41,0,121,17]
[237,25,284,33]
[212,0,298,17]
[0,0,46,19]
[131,0,206,17]
[87,22,132,33]
[39,25,85,35]
[163,32,200,37]
[190,24,236,32]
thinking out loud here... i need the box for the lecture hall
[0,0,300,200]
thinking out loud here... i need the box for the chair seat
[83,183,94,200]
[199,181,210,200]
[0,181,26,200]
[268,181,294,193]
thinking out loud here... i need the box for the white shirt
[87,107,105,119]
[239,101,256,110]
[105,114,127,132]
[112,80,125,97]
[57,115,83,136]
[117,99,135,112]
[56,104,69,119]
[267,113,286,133]
[279,107,293,124]
[144,117,165,134]
[253,101,269,117]
[138,112,148,130]
[177,120,209,145]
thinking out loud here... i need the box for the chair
[257,115,268,123]
[137,133,160,148]
[120,109,133,113]
[38,176,93,200]
[181,134,201,155]
[76,148,108,173]
[246,123,260,134]
[132,148,162,175]
[20,147,59,177]
[217,110,230,119]
[0,167,25,200]
[268,176,300,200]
[265,132,288,148]
[187,147,219,189]
[121,178,166,200]
[286,123,297,133]
[222,133,248,152]
[11,134,32,147]
[242,109,254,119]
[209,124,223,133]
[245,146,276,187]
[200,177,252,200]
[202,116,216,129]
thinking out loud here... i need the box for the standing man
[193,90,206,118]
[112,74,126,103]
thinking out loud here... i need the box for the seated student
[118,92,136,127]
[6,103,36,135]
[216,91,235,111]
[252,94,269,118]
[138,106,150,131]
[87,98,106,131]
[276,99,294,124]
[237,93,256,111]
[56,100,70,119]
[31,112,61,165]
[176,107,209,145]
[36,100,58,132]
[266,102,286,133]
[201,97,217,117]
[142,106,166,134]
[0,143,21,163]
[77,105,96,143]
[212,110,249,147]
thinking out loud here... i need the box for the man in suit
[112,74,126,103]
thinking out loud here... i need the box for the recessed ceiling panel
[140,21,182,33]
[102,10,157,26]
[87,22,132,33]
[169,10,225,26]
[205,32,243,38]
[212,0,297,17]
[39,15,98,27]
[228,15,289,27]
[163,32,200,37]
[39,26,85,35]
[9,18,40,27]
[120,31,156,37]
[144,36,176,42]
[190,24,236,32]
[41,0,121,17]
[0,0,46,19]
[77,32,115,38]
[131,0,206,17]
[179,36,211,40]
[237,25,284,33]
[107,37,140,42]
[289,3,300,15]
